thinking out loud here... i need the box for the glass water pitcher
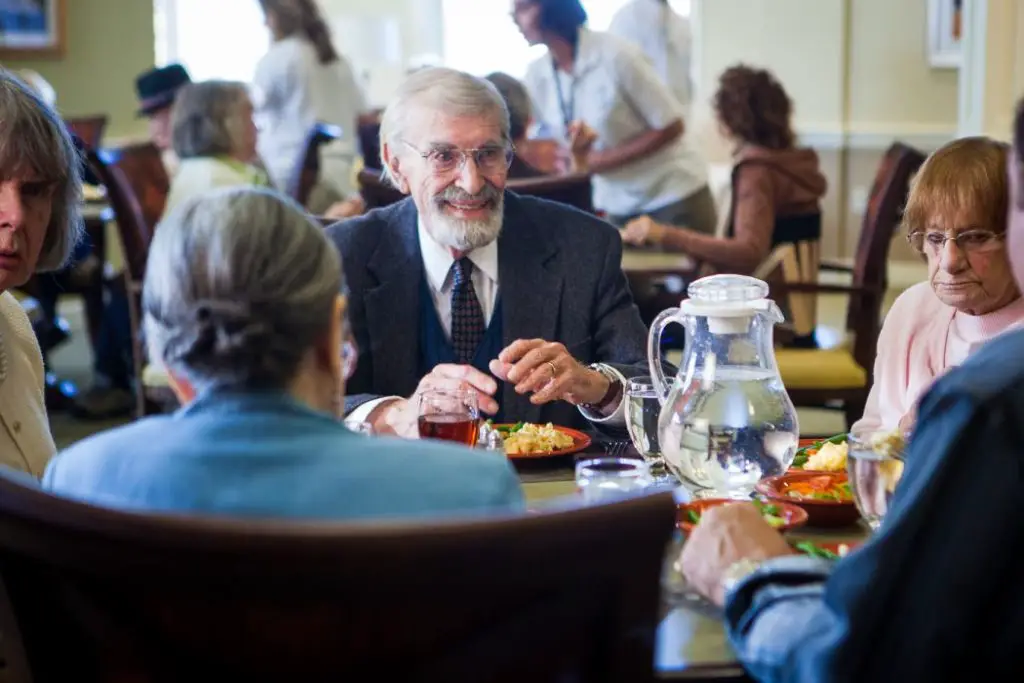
[647,275,799,499]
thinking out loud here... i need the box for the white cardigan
[0,292,56,476]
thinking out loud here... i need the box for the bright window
[442,0,691,78]
[153,0,269,82]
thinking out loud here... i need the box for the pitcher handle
[648,307,680,402]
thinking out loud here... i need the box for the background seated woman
[0,69,83,476]
[622,65,827,276]
[43,187,524,520]
[855,137,1024,433]
[485,71,593,177]
[162,81,270,218]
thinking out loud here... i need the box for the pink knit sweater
[854,282,1024,431]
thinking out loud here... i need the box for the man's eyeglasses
[907,229,1004,255]
[402,141,514,176]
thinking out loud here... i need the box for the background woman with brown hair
[253,0,366,216]
[622,64,827,276]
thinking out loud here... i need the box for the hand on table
[621,215,667,246]
[680,502,794,607]
[489,339,610,407]
[374,364,499,438]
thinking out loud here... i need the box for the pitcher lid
[687,274,769,304]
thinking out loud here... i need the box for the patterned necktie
[450,257,486,364]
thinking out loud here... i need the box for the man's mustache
[434,184,501,207]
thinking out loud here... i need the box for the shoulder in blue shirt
[43,390,524,521]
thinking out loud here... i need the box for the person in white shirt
[326,67,653,438]
[607,0,693,117]
[253,0,366,216]
[513,0,714,233]
[162,81,271,220]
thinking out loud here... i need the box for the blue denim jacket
[724,328,1024,682]
[43,389,524,521]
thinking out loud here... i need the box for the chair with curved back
[0,476,675,683]
[285,123,341,209]
[64,115,108,150]
[357,166,407,210]
[771,142,927,431]
[85,143,171,417]
[508,172,594,214]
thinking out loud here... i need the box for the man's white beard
[425,194,504,252]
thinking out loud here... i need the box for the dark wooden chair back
[64,115,108,150]
[0,477,674,683]
[358,119,381,170]
[509,172,594,213]
[85,144,170,417]
[357,166,407,209]
[286,123,341,208]
[846,143,925,370]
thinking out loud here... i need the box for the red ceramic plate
[677,498,809,533]
[756,472,861,528]
[493,424,593,460]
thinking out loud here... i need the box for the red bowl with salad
[755,472,861,527]
[677,498,809,533]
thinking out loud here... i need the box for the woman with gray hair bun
[43,187,523,520]
[0,68,82,476]
[161,80,270,219]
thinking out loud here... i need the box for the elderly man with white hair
[329,67,652,437]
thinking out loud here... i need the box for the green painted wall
[1,0,155,140]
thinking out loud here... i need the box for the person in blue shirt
[42,186,524,520]
[677,99,1024,682]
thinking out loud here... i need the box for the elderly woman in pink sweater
[855,137,1024,433]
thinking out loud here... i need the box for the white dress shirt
[608,0,694,116]
[346,220,625,427]
[252,35,366,198]
[523,28,706,217]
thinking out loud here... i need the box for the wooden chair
[357,166,407,209]
[85,144,171,418]
[285,122,341,209]
[752,212,823,346]
[509,172,594,213]
[772,143,926,431]
[357,117,381,170]
[0,477,675,683]
[64,115,108,150]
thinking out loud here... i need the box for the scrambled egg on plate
[503,423,575,455]
[804,441,848,472]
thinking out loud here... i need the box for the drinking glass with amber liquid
[417,389,480,446]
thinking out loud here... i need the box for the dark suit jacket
[326,192,651,430]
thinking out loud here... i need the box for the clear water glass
[847,428,906,530]
[575,457,652,505]
[625,376,675,483]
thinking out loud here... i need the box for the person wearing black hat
[135,63,192,169]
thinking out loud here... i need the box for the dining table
[515,437,869,681]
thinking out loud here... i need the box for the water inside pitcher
[647,275,799,498]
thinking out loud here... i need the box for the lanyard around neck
[551,57,576,132]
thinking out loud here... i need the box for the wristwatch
[582,363,624,412]
[720,557,763,595]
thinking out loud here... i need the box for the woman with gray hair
[161,80,270,218]
[0,69,82,476]
[43,187,523,520]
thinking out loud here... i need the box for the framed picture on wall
[928,0,962,69]
[0,0,65,58]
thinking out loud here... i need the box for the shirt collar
[416,217,499,294]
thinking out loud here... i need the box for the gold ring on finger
[546,361,557,378]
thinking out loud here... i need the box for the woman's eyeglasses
[907,229,1004,255]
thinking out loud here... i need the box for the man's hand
[567,120,598,172]
[369,364,499,438]
[680,503,794,606]
[621,215,667,246]
[490,339,609,406]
